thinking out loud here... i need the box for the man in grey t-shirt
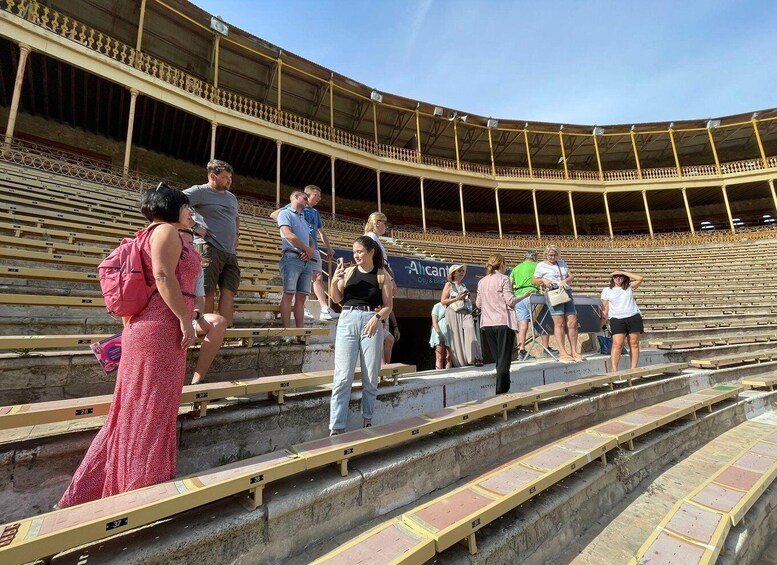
[184,160,240,326]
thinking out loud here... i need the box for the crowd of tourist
[57,159,646,508]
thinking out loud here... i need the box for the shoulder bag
[547,264,571,306]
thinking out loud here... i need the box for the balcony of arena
[0,0,776,244]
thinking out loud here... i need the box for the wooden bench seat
[741,375,777,391]
[0,449,306,564]
[0,293,281,313]
[631,429,777,564]
[649,332,777,350]
[690,349,777,369]
[319,385,741,561]
[0,362,415,430]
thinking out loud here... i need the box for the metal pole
[707,128,721,174]
[630,129,642,179]
[3,43,31,148]
[453,120,461,170]
[642,190,654,238]
[210,121,217,161]
[459,182,466,236]
[212,35,220,88]
[682,187,695,234]
[487,128,496,176]
[494,188,503,239]
[603,192,614,239]
[420,177,426,232]
[415,108,422,162]
[330,156,336,219]
[559,130,569,179]
[524,128,534,178]
[769,179,777,216]
[123,88,139,174]
[275,140,282,208]
[372,102,379,146]
[592,134,603,181]
[668,128,682,177]
[276,59,282,111]
[721,185,735,234]
[532,189,541,239]
[752,119,768,169]
[135,0,147,52]
[376,170,382,213]
[568,191,578,239]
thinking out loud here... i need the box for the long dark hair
[609,274,631,290]
[354,235,384,269]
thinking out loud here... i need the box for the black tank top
[343,266,382,309]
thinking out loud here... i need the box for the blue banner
[330,249,484,290]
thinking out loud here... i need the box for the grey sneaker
[329,429,343,437]
[319,306,340,321]
[304,309,316,321]
[516,350,527,361]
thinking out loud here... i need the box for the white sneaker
[303,309,315,321]
[319,306,340,321]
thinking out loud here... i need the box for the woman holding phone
[328,236,393,435]
[441,264,483,367]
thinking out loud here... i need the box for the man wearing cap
[510,251,552,360]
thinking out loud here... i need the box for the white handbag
[547,287,571,306]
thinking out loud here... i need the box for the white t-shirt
[601,286,641,319]
[534,259,571,290]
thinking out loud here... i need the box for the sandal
[558,355,575,363]
[572,354,584,362]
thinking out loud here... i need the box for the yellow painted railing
[4,0,776,186]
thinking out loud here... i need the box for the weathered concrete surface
[33,370,713,564]
[550,414,777,565]
[0,342,334,404]
[0,352,667,521]
[427,395,777,565]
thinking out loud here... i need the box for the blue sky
[194,0,777,126]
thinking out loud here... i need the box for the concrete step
[557,415,777,565]
[6,366,770,564]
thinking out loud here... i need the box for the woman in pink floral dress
[58,185,200,507]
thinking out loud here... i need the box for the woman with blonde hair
[532,244,580,362]
[364,211,400,362]
[477,254,520,393]
[441,264,483,367]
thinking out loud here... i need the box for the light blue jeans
[329,308,384,432]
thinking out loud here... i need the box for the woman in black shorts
[600,270,644,370]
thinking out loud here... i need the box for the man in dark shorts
[184,160,240,326]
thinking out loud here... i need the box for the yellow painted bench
[690,349,777,369]
[315,385,743,561]
[0,361,413,430]
[631,428,777,564]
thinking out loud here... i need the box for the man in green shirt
[509,251,551,360]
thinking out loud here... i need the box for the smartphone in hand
[336,257,345,269]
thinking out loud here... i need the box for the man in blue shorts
[509,251,551,360]
[277,191,316,328]
[271,185,339,321]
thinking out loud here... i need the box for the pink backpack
[98,224,161,318]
